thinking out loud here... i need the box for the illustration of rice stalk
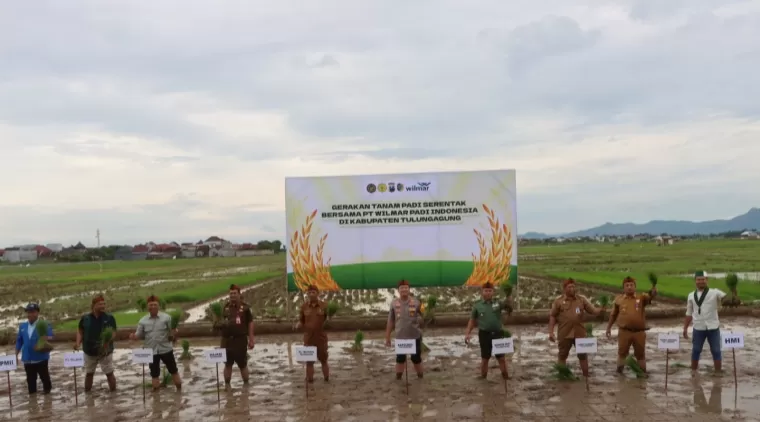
[289,209,340,291]
[465,204,514,287]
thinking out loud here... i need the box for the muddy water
[0,317,759,421]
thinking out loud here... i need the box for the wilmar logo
[404,182,431,192]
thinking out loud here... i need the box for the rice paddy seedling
[34,320,53,352]
[585,323,594,337]
[550,363,579,381]
[168,309,182,330]
[209,302,223,320]
[179,339,193,360]
[626,356,647,378]
[502,328,512,338]
[99,327,114,355]
[350,330,364,352]
[647,272,658,287]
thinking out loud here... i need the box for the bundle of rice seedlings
[168,310,182,330]
[596,295,611,319]
[501,283,513,298]
[502,328,512,338]
[99,327,115,356]
[159,298,167,310]
[136,298,147,312]
[725,273,740,306]
[350,330,364,352]
[33,320,53,352]
[324,301,339,328]
[179,340,193,360]
[647,272,658,287]
[585,323,594,337]
[625,356,646,378]
[550,363,579,381]
[423,295,438,325]
[161,368,172,387]
[208,302,224,325]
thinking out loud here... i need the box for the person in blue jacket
[15,303,54,394]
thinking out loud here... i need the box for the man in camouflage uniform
[215,284,255,385]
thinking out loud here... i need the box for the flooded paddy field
[1,317,759,421]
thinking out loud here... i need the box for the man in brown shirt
[215,284,255,385]
[605,276,657,374]
[297,284,330,382]
[548,278,604,377]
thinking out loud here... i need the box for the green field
[0,255,284,329]
[519,239,760,301]
[287,261,518,290]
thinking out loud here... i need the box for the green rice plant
[208,302,223,322]
[179,339,193,360]
[159,298,167,310]
[168,309,182,330]
[550,363,579,381]
[626,356,646,378]
[421,342,431,353]
[423,295,438,325]
[501,282,513,298]
[350,330,364,352]
[33,320,53,352]
[725,273,740,306]
[585,323,594,337]
[596,295,611,308]
[99,327,114,356]
[324,301,339,328]
[647,272,658,287]
[136,298,147,312]
[161,368,172,387]
[502,328,512,338]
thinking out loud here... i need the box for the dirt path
[0,317,758,421]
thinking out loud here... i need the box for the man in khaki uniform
[296,285,330,382]
[548,278,604,378]
[385,279,424,380]
[214,284,255,385]
[606,276,657,375]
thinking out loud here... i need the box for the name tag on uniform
[575,307,580,314]
[492,304,499,310]
[235,316,241,324]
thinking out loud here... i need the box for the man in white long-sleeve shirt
[683,270,726,375]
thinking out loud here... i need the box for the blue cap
[24,303,40,312]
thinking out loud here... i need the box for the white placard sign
[575,337,598,354]
[492,337,514,354]
[295,346,318,363]
[0,355,17,372]
[395,339,417,355]
[204,348,228,363]
[132,348,154,364]
[721,332,745,349]
[658,333,680,351]
[63,352,85,368]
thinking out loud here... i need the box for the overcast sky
[2,0,759,247]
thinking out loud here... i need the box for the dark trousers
[24,361,52,394]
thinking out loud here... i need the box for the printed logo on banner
[366,183,376,193]
[204,348,228,363]
[295,346,318,363]
[365,181,432,194]
[0,355,17,372]
[378,183,388,193]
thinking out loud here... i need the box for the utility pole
[96,229,101,248]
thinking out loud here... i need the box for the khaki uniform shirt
[388,297,422,340]
[613,293,651,331]
[550,295,596,339]
[300,300,327,344]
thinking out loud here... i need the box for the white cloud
[1,0,759,246]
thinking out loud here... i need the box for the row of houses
[1,237,275,263]
[114,237,274,261]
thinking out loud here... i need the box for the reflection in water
[223,385,251,420]
[693,381,722,414]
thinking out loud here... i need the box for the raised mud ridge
[23,306,760,344]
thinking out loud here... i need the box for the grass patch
[161,271,279,304]
[546,271,760,300]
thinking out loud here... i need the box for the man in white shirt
[683,270,726,374]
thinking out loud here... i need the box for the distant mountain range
[522,208,760,239]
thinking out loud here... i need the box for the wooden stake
[142,364,146,402]
[74,368,78,406]
[305,366,309,399]
[6,372,11,408]
[215,363,220,404]
[732,349,737,388]
[405,360,409,395]
[665,350,669,391]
